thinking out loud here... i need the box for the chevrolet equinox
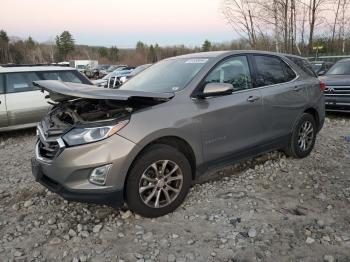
[31,51,325,217]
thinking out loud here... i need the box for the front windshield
[326,61,350,75]
[119,58,209,93]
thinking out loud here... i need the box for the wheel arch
[304,107,320,131]
[123,135,197,193]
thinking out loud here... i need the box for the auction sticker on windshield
[185,59,209,64]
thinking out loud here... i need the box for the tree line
[1,2,350,68]
[0,29,213,66]
[221,0,350,55]
[0,30,122,65]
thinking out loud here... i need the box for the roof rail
[0,63,69,67]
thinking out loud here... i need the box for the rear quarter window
[286,56,316,77]
[254,55,297,87]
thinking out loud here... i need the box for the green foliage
[202,40,212,52]
[0,30,10,63]
[98,47,108,58]
[55,31,75,61]
[0,30,9,43]
[109,46,119,63]
[9,41,25,63]
[148,44,157,63]
[136,41,146,51]
[25,36,35,49]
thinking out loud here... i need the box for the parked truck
[69,60,98,73]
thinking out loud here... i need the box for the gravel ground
[0,114,349,262]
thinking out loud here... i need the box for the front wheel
[285,113,317,158]
[125,144,192,218]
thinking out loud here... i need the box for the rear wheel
[285,113,317,158]
[125,144,192,218]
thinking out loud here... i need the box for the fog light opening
[89,164,112,186]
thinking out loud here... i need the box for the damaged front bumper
[32,132,137,207]
[31,157,123,206]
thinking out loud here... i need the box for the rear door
[252,55,308,142]
[5,72,49,126]
[197,55,265,164]
[0,74,8,128]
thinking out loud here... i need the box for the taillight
[319,82,326,91]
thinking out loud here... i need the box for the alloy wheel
[138,160,183,208]
[298,120,314,151]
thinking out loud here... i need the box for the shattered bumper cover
[31,157,123,207]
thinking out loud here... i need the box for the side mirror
[198,83,234,98]
[318,70,326,76]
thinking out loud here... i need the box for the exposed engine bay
[41,97,166,138]
[32,80,174,139]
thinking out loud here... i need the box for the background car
[85,64,110,79]
[0,65,92,131]
[119,64,152,83]
[92,66,135,88]
[98,64,127,78]
[321,58,350,112]
[69,60,98,74]
[310,61,334,76]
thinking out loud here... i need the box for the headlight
[62,120,129,146]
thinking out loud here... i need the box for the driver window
[205,56,252,91]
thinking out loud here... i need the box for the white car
[0,65,92,131]
[92,67,134,88]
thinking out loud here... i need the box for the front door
[196,55,265,164]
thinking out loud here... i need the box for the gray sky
[2,0,236,47]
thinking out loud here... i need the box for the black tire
[125,144,192,218]
[285,113,317,158]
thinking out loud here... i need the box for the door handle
[247,96,260,102]
[293,86,302,92]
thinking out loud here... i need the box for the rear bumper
[31,157,123,207]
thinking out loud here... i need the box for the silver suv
[0,65,92,131]
[31,51,325,217]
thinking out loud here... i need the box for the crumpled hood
[33,80,174,102]
[321,75,350,86]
